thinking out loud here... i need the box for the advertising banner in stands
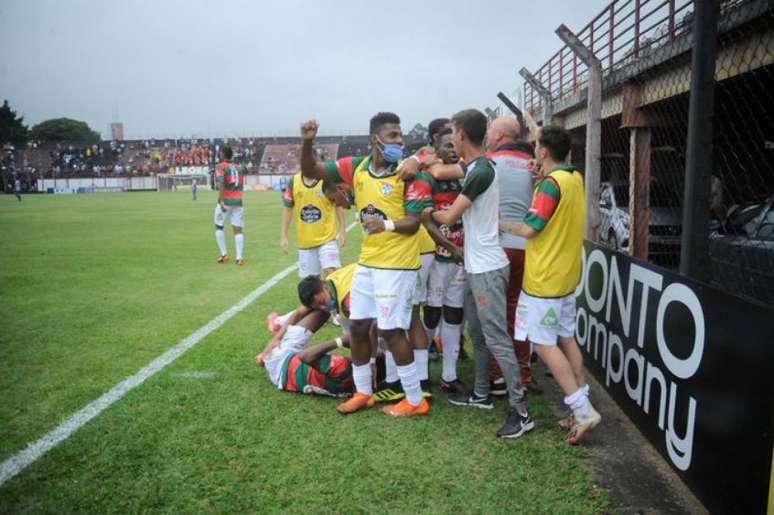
[575,241,774,513]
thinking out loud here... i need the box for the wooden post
[519,68,553,126]
[556,24,603,240]
[622,83,651,259]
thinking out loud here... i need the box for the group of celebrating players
[217,108,601,443]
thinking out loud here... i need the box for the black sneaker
[420,379,434,399]
[490,378,507,397]
[439,378,467,395]
[374,380,404,402]
[497,408,535,439]
[448,391,493,410]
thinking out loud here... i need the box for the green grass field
[0,190,608,513]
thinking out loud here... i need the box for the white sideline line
[0,221,360,487]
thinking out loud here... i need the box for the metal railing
[525,0,702,114]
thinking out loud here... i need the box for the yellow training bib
[353,157,420,270]
[290,173,337,249]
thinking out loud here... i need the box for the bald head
[486,116,521,150]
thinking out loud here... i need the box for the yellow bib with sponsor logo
[353,156,420,270]
[291,173,337,249]
[418,225,436,254]
[523,167,585,297]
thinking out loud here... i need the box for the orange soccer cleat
[382,397,430,417]
[217,254,229,264]
[235,258,245,266]
[337,392,375,414]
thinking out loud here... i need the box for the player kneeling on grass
[500,126,602,444]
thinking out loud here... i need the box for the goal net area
[157,174,210,192]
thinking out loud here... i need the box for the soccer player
[192,179,197,201]
[424,109,532,439]
[422,128,467,395]
[14,177,22,202]
[500,125,601,444]
[256,308,355,397]
[281,173,346,278]
[213,146,246,265]
[299,113,433,417]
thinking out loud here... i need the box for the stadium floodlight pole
[518,68,553,125]
[556,23,602,241]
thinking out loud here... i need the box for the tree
[30,118,100,142]
[0,100,29,146]
[408,123,429,142]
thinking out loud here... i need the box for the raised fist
[300,120,319,141]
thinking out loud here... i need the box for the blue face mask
[376,137,404,163]
[323,298,337,312]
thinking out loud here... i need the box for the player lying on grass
[256,308,355,397]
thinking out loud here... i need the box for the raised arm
[299,120,329,180]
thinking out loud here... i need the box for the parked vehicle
[710,196,774,305]
[598,181,682,265]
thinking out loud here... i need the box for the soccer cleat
[336,392,375,414]
[373,380,405,402]
[448,391,493,410]
[565,405,602,445]
[439,378,467,395]
[265,312,280,333]
[217,254,229,263]
[420,379,433,399]
[490,377,507,397]
[235,258,245,266]
[497,408,535,439]
[383,397,430,417]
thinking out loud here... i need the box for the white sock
[275,310,294,327]
[352,363,373,395]
[235,233,244,260]
[397,362,423,406]
[422,320,435,348]
[384,351,399,383]
[414,349,429,381]
[440,321,461,382]
[215,229,227,256]
[564,386,590,418]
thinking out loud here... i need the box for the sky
[0,0,609,139]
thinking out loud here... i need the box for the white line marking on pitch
[0,221,363,487]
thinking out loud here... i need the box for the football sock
[441,321,461,382]
[235,233,244,260]
[414,349,429,381]
[397,362,423,406]
[352,363,373,395]
[384,351,399,383]
[565,386,590,419]
[215,229,227,256]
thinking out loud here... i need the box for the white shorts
[349,265,416,330]
[514,291,576,346]
[413,253,435,305]
[298,240,341,277]
[214,204,244,228]
[427,260,466,308]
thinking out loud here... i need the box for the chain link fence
[525,0,774,306]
